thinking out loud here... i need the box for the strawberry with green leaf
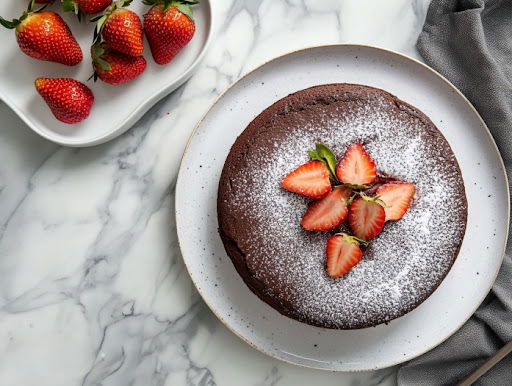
[91,0,144,57]
[91,42,146,84]
[0,0,82,66]
[143,0,198,65]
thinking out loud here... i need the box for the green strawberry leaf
[89,14,104,22]
[309,143,338,180]
[163,0,173,10]
[171,0,196,20]
[27,0,35,12]
[92,14,108,43]
[175,4,194,19]
[33,4,49,13]
[316,143,337,175]
[308,150,320,161]
[93,26,99,43]
[0,17,19,29]
[91,43,111,71]
[77,11,83,22]
[62,0,76,13]
[96,57,111,71]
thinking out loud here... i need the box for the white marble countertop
[0,1,432,385]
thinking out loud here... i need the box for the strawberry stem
[344,183,367,190]
[352,236,370,247]
[356,191,387,207]
[346,193,357,206]
[335,232,370,247]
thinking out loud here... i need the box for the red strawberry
[301,186,352,231]
[35,78,94,124]
[62,0,112,16]
[92,0,144,57]
[348,195,386,240]
[325,233,364,278]
[281,161,331,199]
[336,143,377,186]
[143,0,197,65]
[0,3,82,66]
[376,182,416,221]
[92,43,147,85]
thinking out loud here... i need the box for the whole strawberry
[0,1,82,66]
[62,0,112,19]
[91,43,146,84]
[143,0,198,65]
[35,78,94,124]
[92,0,144,57]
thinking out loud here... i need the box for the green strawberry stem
[344,183,368,190]
[335,232,370,247]
[357,191,387,208]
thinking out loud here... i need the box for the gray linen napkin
[398,0,512,384]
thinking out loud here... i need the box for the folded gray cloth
[398,0,512,385]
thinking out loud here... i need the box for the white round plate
[0,0,213,147]
[175,45,509,371]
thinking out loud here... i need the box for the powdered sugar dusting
[220,85,467,329]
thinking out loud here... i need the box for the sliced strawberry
[376,182,416,221]
[336,143,377,186]
[325,233,363,278]
[301,186,352,231]
[281,161,331,199]
[348,195,386,240]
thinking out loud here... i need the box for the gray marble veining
[0,1,431,385]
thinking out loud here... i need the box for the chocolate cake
[217,83,467,329]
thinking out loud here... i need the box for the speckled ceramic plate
[0,0,213,147]
[175,45,509,371]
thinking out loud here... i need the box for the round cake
[217,83,467,329]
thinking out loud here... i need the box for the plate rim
[175,43,510,371]
[0,0,214,148]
